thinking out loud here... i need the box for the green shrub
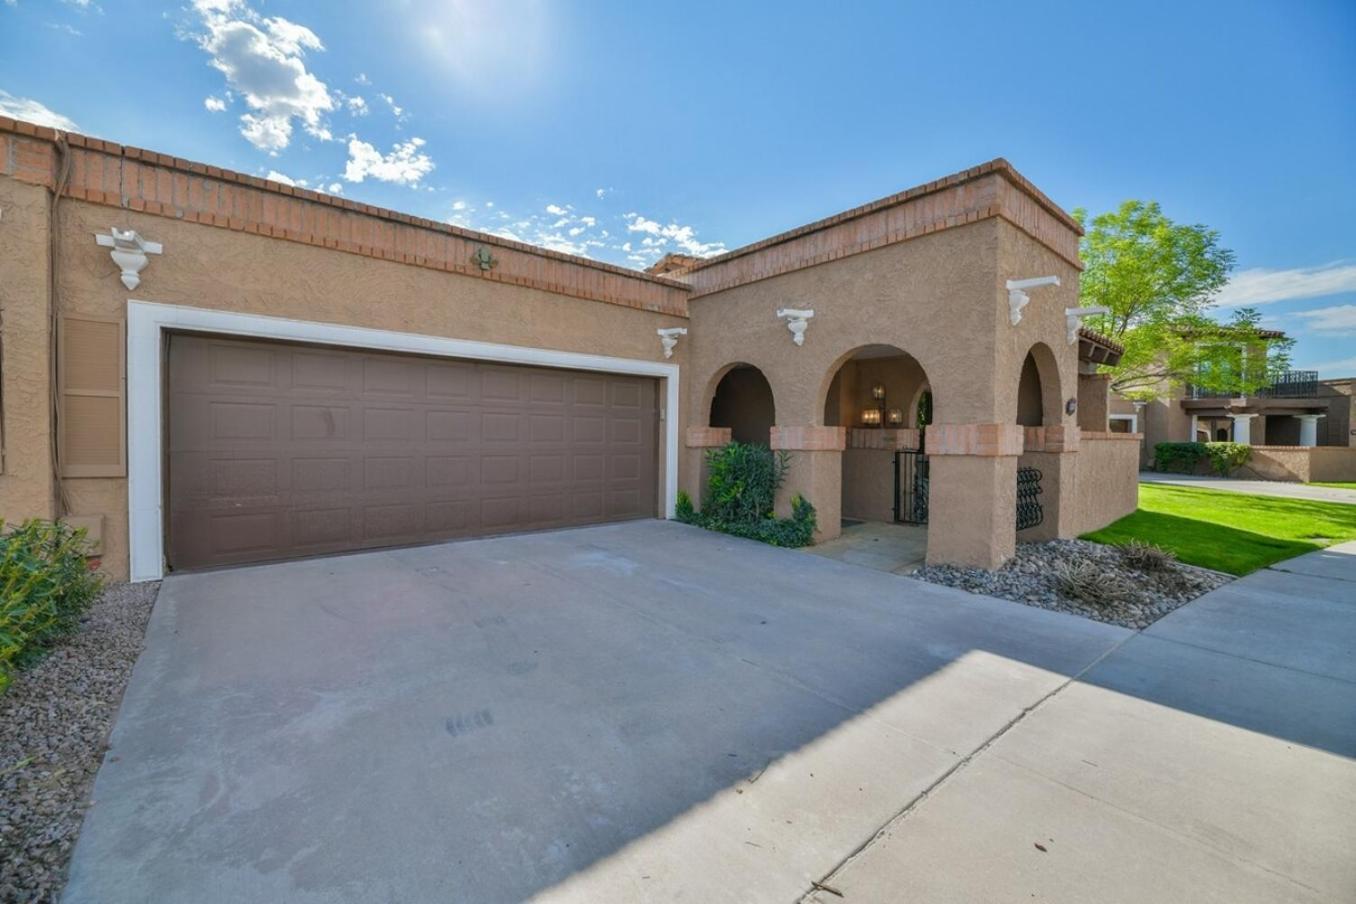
[675,490,698,524]
[1204,441,1251,477]
[703,442,790,524]
[0,520,103,692]
[1153,442,1207,473]
[680,444,818,548]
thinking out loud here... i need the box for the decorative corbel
[1066,306,1111,344]
[775,308,814,346]
[95,227,163,291]
[1006,276,1060,326]
[657,327,687,359]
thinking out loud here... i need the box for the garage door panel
[168,334,658,570]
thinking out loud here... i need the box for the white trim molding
[1005,275,1060,326]
[1108,413,1138,435]
[657,327,687,359]
[126,300,682,582]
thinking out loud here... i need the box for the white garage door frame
[127,299,681,582]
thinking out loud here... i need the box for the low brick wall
[1234,446,1356,483]
[1071,434,1140,535]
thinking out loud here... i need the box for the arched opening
[814,344,931,572]
[709,364,775,445]
[1015,343,1063,427]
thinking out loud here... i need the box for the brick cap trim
[770,425,846,451]
[685,426,732,448]
[1022,424,1081,453]
[929,423,1025,457]
[1081,430,1143,442]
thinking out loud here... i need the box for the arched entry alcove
[708,364,776,445]
[1015,342,1062,427]
[818,344,932,569]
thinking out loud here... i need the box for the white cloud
[204,95,227,112]
[378,92,406,119]
[595,187,610,199]
[346,96,368,115]
[451,200,469,211]
[326,182,343,194]
[623,212,726,259]
[1302,355,1356,378]
[191,0,335,152]
[265,169,304,187]
[46,22,83,36]
[343,136,434,186]
[354,72,371,86]
[0,90,79,130]
[1293,303,1356,336]
[1215,262,1356,308]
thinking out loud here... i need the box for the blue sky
[2,0,1354,374]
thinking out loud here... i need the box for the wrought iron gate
[893,450,929,524]
[1016,466,1044,531]
[893,455,1043,531]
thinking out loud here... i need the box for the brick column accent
[685,426,731,448]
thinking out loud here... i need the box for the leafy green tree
[1073,201,1292,398]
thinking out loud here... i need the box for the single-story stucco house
[0,115,1141,582]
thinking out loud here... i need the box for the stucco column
[1298,414,1322,447]
[1230,413,1256,445]
[1189,414,1199,443]
[769,426,845,542]
[682,426,731,510]
[1017,425,1079,542]
[1076,372,1112,432]
[925,423,1022,569]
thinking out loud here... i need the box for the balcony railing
[1258,370,1318,398]
[1185,370,1319,400]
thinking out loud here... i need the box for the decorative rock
[0,582,159,902]
[914,538,1230,630]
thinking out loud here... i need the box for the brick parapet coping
[0,116,692,317]
[2,117,1083,317]
[676,158,1084,297]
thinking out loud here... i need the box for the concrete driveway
[64,524,1355,903]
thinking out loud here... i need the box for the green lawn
[1309,482,1356,491]
[1082,484,1356,575]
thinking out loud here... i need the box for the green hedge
[1,520,104,692]
[676,442,818,548]
[1153,441,1252,477]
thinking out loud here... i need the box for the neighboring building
[0,116,1139,581]
[1109,331,1356,480]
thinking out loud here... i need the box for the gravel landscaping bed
[0,581,159,903]
[914,539,1230,629]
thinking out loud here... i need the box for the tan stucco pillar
[1077,372,1112,432]
[0,177,57,527]
[770,425,845,542]
[1017,425,1080,542]
[682,426,731,510]
[925,423,1022,569]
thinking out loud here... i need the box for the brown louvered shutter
[58,316,125,478]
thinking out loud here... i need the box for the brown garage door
[167,334,659,570]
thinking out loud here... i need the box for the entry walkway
[1141,471,1356,505]
[806,540,1356,902]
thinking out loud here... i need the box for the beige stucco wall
[841,448,894,522]
[4,185,689,579]
[1078,373,1112,432]
[1311,447,1356,481]
[1069,436,1139,535]
[0,177,56,530]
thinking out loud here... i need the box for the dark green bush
[679,443,818,548]
[1,520,104,692]
[1153,442,1207,473]
[1204,441,1251,477]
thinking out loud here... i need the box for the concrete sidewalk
[806,540,1356,903]
[1140,471,1356,505]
